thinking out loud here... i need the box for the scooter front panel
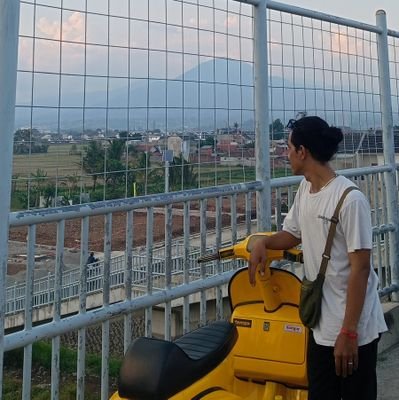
[231,303,308,387]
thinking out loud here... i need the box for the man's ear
[298,145,307,159]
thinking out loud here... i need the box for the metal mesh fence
[14,0,256,209]
[268,9,387,174]
[13,1,399,210]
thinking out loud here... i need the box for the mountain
[15,58,384,131]
[15,59,256,131]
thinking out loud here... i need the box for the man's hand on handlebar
[247,231,301,287]
[248,237,268,287]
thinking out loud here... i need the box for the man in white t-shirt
[248,116,387,400]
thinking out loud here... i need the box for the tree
[81,141,105,191]
[29,168,48,207]
[14,128,49,154]
[133,152,149,195]
[105,139,137,193]
[41,181,56,208]
[105,158,125,186]
[169,154,198,191]
[62,173,80,202]
[107,139,125,161]
[118,131,129,141]
[200,136,216,147]
[269,118,285,136]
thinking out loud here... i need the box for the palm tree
[62,173,79,201]
[105,139,126,186]
[30,168,48,207]
[107,138,125,161]
[169,154,198,191]
[81,141,105,191]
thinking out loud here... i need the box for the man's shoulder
[334,177,370,212]
[335,176,364,197]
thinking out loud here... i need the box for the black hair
[289,116,343,163]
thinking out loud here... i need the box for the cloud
[37,17,60,40]
[225,15,239,29]
[330,27,365,55]
[62,12,85,42]
[19,12,85,74]
[18,38,33,70]
[37,12,85,42]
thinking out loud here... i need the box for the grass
[12,144,83,179]
[3,341,122,400]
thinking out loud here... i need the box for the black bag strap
[319,186,359,276]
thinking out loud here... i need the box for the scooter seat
[118,320,238,400]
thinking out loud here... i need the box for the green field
[12,143,84,179]
[10,143,291,210]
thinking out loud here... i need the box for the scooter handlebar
[197,232,302,264]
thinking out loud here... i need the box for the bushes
[4,340,122,377]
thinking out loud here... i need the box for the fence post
[253,0,271,231]
[0,0,20,396]
[233,0,271,230]
[376,10,399,301]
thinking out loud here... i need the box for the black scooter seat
[118,320,238,400]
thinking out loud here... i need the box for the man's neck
[304,166,337,193]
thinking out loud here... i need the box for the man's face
[287,133,303,175]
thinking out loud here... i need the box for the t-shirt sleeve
[282,186,302,239]
[339,191,373,252]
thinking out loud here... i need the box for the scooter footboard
[118,321,238,400]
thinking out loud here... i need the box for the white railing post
[253,0,271,231]
[376,10,399,301]
[0,0,20,396]
[234,0,271,231]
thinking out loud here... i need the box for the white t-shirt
[283,175,387,346]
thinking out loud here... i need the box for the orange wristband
[340,328,358,339]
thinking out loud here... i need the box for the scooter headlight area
[110,233,308,400]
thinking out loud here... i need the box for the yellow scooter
[111,233,308,400]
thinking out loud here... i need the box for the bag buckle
[322,253,330,260]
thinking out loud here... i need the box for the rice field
[12,144,84,180]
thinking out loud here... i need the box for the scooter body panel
[230,268,308,388]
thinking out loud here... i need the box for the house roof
[338,131,399,154]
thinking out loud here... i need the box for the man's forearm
[263,230,301,250]
[342,250,370,332]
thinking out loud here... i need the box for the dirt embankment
[8,195,252,252]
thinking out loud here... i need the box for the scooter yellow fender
[111,233,308,400]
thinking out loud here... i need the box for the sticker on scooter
[284,324,303,334]
[233,318,252,328]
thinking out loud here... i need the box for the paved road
[377,342,399,400]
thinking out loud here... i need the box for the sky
[17,0,399,83]
[284,0,399,31]
[14,0,399,130]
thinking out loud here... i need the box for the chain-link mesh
[13,1,399,210]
